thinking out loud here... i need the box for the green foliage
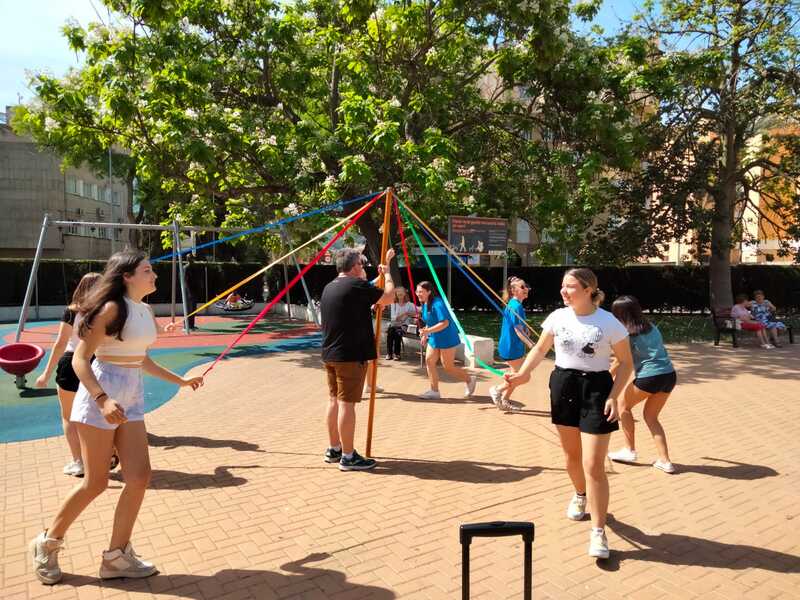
[14,0,649,264]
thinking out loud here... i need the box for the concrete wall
[0,120,130,260]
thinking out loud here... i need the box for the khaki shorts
[325,361,368,403]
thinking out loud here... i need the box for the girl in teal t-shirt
[609,295,676,474]
[415,281,476,400]
[491,277,534,411]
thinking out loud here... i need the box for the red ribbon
[392,196,418,309]
[202,191,385,376]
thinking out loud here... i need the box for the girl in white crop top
[31,251,204,585]
[34,272,102,477]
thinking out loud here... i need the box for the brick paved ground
[2,340,798,599]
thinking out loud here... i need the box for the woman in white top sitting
[30,251,204,585]
[35,272,102,477]
[500,268,633,560]
[385,287,417,360]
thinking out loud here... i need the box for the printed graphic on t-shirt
[554,324,604,359]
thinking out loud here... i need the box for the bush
[3,259,799,313]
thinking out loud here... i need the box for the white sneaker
[489,385,502,407]
[566,493,587,521]
[608,448,638,463]
[653,459,676,474]
[588,529,610,559]
[761,344,775,349]
[418,389,441,399]
[29,531,64,585]
[63,459,84,477]
[364,385,384,395]
[464,375,477,398]
[99,543,157,579]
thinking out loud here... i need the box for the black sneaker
[339,450,377,471]
[324,447,343,463]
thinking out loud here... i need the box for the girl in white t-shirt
[501,268,634,560]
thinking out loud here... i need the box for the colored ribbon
[201,191,384,376]
[398,197,540,340]
[152,191,382,262]
[392,196,418,310]
[400,205,504,377]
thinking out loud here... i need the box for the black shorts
[549,367,618,434]
[55,352,80,392]
[634,371,677,395]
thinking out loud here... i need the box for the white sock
[331,445,341,452]
[343,451,354,460]
[592,527,604,535]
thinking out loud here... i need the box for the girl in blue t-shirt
[490,277,534,411]
[609,295,676,474]
[415,281,476,400]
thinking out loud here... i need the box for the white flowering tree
[15,0,642,266]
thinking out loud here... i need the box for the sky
[0,0,640,112]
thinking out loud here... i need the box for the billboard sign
[448,216,508,256]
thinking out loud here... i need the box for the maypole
[365,187,393,457]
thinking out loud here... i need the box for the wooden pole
[366,188,393,457]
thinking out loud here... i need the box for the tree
[609,0,800,307]
[15,0,644,272]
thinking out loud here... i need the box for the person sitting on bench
[731,294,772,349]
[386,287,416,360]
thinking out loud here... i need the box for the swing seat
[214,298,255,312]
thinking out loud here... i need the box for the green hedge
[4,259,799,313]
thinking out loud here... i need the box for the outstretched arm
[141,355,204,389]
[504,330,555,391]
[35,322,71,387]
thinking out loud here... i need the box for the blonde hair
[394,286,409,303]
[564,268,605,306]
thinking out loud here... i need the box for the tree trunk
[709,178,735,310]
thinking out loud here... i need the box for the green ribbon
[400,206,504,377]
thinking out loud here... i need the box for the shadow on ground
[368,455,563,484]
[111,466,258,490]
[668,343,799,385]
[147,433,265,453]
[600,515,800,573]
[59,553,396,598]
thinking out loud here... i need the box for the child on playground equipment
[224,292,243,308]
[35,272,105,477]
[490,276,534,411]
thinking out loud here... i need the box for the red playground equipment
[0,343,45,389]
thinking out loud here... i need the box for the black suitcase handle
[460,521,534,600]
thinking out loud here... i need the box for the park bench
[711,308,795,347]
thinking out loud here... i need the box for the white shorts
[70,361,145,430]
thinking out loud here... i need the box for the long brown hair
[611,295,652,335]
[78,251,148,340]
[68,272,101,312]
[416,281,436,309]
[564,268,605,307]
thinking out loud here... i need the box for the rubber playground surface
[0,315,321,443]
[1,319,799,599]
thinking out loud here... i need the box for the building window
[89,183,98,201]
[76,179,84,196]
[66,178,77,194]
